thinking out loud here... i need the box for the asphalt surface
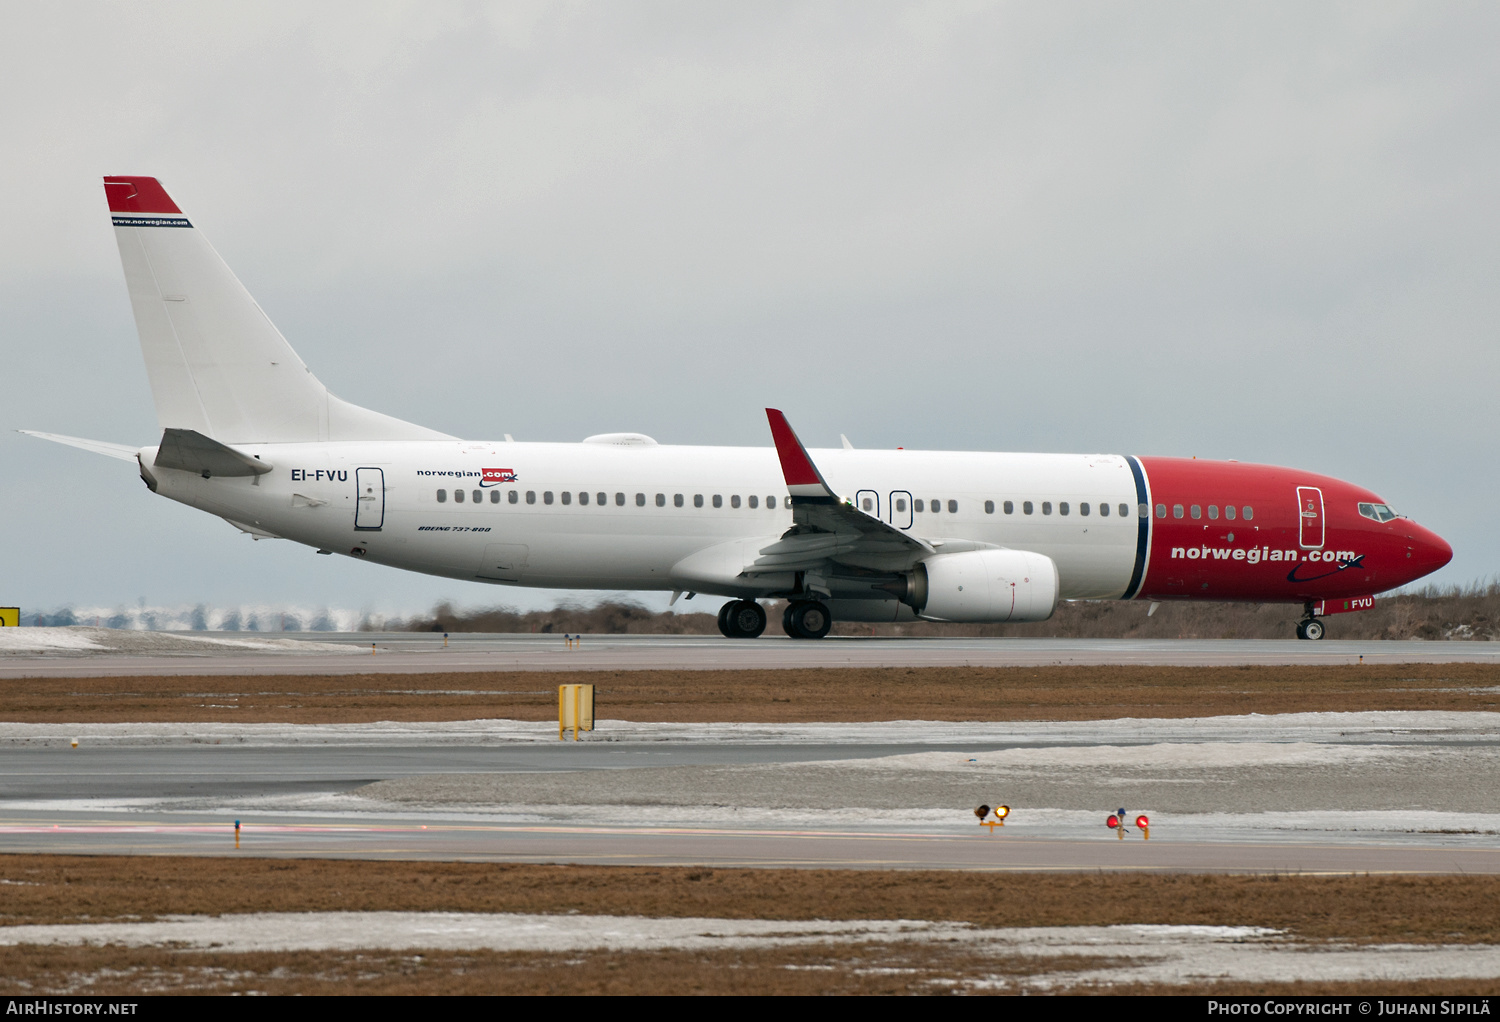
[4,632,1500,677]
[2,713,1497,873]
[3,811,1498,873]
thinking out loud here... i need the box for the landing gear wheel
[721,600,767,639]
[784,600,832,640]
[1296,618,1325,640]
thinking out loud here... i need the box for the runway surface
[2,713,1497,872]
[4,630,1500,677]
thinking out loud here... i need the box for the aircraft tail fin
[104,177,453,444]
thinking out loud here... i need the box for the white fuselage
[143,439,1145,603]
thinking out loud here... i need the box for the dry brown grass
[5,944,1500,995]
[4,856,1500,945]
[5,858,1500,994]
[5,663,1498,723]
[0,944,1137,996]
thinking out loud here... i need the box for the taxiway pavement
[2,713,1497,872]
[4,632,1500,677]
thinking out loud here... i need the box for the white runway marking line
[1,914,1498,985]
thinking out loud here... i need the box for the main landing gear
[717,600,768,639]
[782,599,832,640]
[1296,617,1325,641]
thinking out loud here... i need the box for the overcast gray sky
[3,1,1496,620]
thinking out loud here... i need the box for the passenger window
[748,495,758,509]
[1190,505,1200,519]
[1172,504,1183,518]
[984,500,994,514]
[490,490,500,503]
[767,496,777,509]
[1136,504,1146,518]
[914,499,925,512]
[1156,504,1165,518]
[712,495,722,508]
[1023,501,1033,515]
[544,491,554,505]
[1099,502,1108,517]
[862,497,873,511]
[1003,500,1014,514]
[578,492,588,506]
[694,494,704,508]
[948,499,957,513]
[562,491,572,505]
[527,491,536,504]
[436,489,447,503]
[615,492,624,506]
[471,490,480,503]
[732,495,741,508]
[508,490,518,504]
[454,489,464,503]
[599,492,608,506]
[896,498,907,512]
[1243,506,1253,520]
[1059,502,1069,516]
[1207,505,1218,520]
[636,493,645,506]
[1081,502,1090,516]
[674,494,684,507]
[1042,502,1052,515]
[656,493,666,507]
[1225,505,1235,520]
[929,499,940,514]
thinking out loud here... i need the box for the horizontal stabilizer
[17,431,138,462]
[154,428,272,477]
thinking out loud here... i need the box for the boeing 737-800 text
[22,177,1453,640]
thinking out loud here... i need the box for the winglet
[766,409,837,502]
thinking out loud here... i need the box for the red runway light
[1135,815,1150,829]
[1106,815,1119,829]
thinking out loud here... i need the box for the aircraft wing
[750,409,932,577]
[18,430,138,461]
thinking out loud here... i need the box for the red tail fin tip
[103,177,181,215]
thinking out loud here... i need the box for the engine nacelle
[908,549,1060,623]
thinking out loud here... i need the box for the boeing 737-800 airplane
[22,177,1453,640]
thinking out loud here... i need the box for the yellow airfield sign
[0,608,18,627]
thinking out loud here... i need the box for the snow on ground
[840,742,1399,770]
[0,627,361,657]
[0,913,1495,986]
[0,710,1494,748]
[0,629,108,653]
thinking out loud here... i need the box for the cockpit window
[1358,502,1399,523]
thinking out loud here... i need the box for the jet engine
[899,549,1060,623]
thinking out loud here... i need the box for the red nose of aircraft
[1403,521,1453,582]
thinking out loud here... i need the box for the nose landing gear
[1296,616,1325,640]
[717,600,767,639]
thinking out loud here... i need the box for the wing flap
[759,409,932,576]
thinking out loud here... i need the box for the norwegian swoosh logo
[1287,553,1364,583]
